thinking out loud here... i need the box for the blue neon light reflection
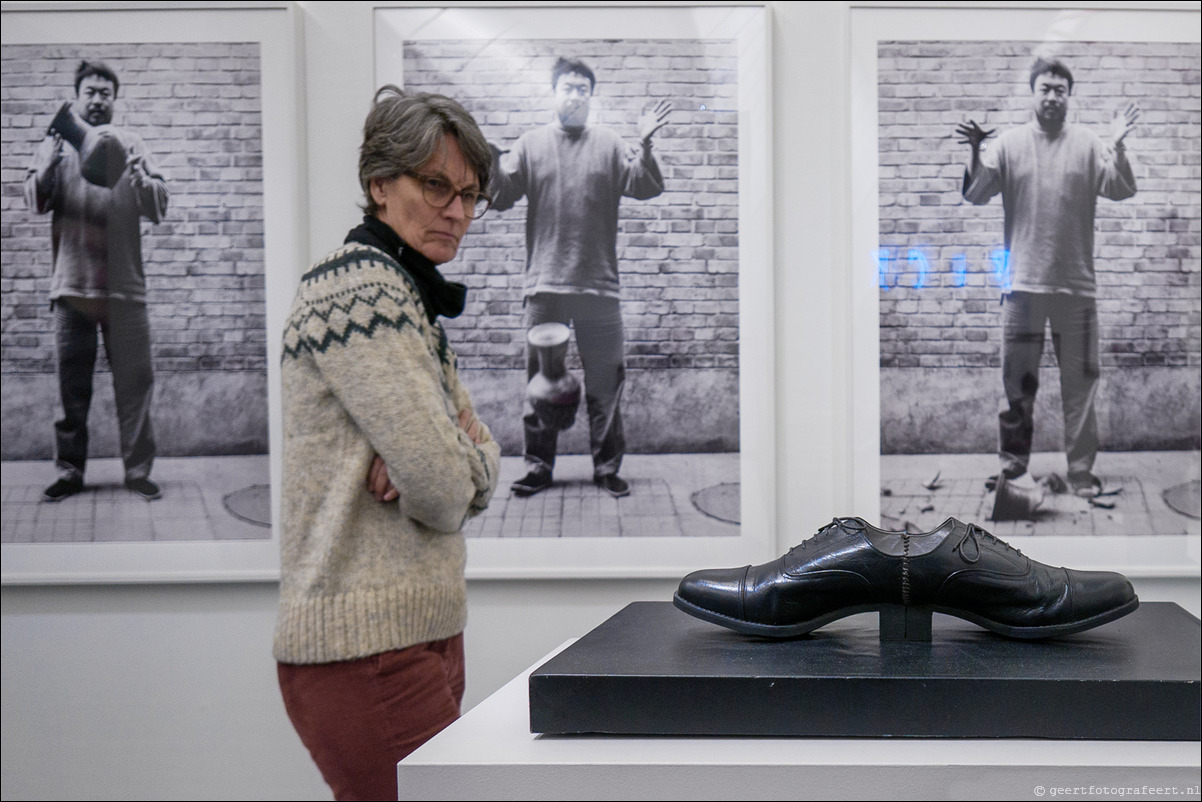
[989,248,1011,291]
[907,249,929,290]
[950,253,967,287]
[875,247,1011,291]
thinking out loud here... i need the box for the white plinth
[397,641,1202,801]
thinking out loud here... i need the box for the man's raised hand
[1110,102,1140,147]
[955,119,996,150]
[639,99,673,144]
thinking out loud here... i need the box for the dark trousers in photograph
[53,297,156,483]
[524,292,626,480]
[999,291,1100,478]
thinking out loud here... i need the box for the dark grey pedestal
[529,601,1200,740]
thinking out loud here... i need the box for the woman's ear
[369,177,389,208]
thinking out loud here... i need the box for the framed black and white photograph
[1,3,300,583]
[850,5,1200,576]
[375,5,774,577]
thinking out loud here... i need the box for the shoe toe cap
[676,566,748,620]
[1070,569,1137,618]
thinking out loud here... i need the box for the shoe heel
[879,605,932,642]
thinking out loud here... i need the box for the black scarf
[344,215,467,323]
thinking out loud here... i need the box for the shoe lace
[786,517,864,556]
[953,522,1024,564]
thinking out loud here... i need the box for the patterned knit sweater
[273,243,500,665]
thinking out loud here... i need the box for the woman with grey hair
[274,85,500,800]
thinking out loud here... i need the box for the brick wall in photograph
[877,40,1200,454]
[1,42,267,458]
[399,38,741,453]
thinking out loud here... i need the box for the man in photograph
[957,57,1139,499]
[24,59,170,502]
[490,56,672,499]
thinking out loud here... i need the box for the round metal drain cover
[691,482,740,525]
[223,484,272,527]
[1163,480,1201,520]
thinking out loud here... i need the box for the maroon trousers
[278,633,465,801]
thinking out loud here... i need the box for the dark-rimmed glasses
[406,172,492,219]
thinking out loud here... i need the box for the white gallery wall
[2,2,1199,800]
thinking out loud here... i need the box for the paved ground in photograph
[6,450,1196,544]
[1,455,271,544]
[880,450,1201,537]
[1,452,741,544]
[464,453,740,539]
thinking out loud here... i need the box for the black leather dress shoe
[673,517,1138,640]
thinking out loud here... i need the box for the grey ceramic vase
[991,471,1046,522]
[48,101,128,189]
[526,322,581,432]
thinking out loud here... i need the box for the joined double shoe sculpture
[673,516,1138,641]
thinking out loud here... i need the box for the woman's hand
[458,408,485,445]
[365,410,484,503]
[366,454,399,502]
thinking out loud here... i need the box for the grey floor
[880,450,1201,537]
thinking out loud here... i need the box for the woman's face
[371,134,478,265]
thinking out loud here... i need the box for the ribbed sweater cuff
[273,583,467,665]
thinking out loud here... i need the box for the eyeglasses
[407,173,492,219]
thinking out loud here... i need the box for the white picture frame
[375,5,776,578]
[850,4,1201,577]
[1,2,300,584]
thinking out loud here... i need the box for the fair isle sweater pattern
[282,243,496,518]
[275,243,500,665]
[283,246,450,367]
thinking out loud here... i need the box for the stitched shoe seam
[738,566,749,621]
[1063,567,1074,620]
